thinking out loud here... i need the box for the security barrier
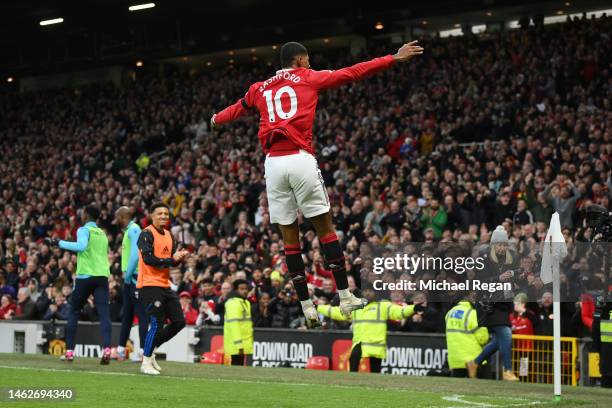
[511,334,578,386]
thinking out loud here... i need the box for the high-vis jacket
[318,301,415,359]
[224,296,254,356]
[445,301,489,370]
[601,314,612,344]
[593,308,612,378]
[59,221,110,278]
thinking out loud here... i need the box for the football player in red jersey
[212,41,423,327]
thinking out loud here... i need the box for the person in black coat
[467,226,518,381]
[402,292,441,333]
[12,287,38,320]
[251,292,273,328]
[268,284,303,328]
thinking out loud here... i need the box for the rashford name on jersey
[258,71,303,93]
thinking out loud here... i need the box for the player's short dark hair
[85,205,101,221]
[149,202,169,214]
[232,279,249,290]
[280,42,308,68]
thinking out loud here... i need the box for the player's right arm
[58,227,90,253]
[211,85,257,129]
[307,41,423,91]
[137,230,179,268]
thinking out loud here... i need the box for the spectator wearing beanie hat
[468,225,519,381]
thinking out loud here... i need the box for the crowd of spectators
[0,15,610,338]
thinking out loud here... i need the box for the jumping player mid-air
[211,41,423,327]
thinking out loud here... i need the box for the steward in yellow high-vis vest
[224,279,254,366]
[318,286,417,373]
[592,303,612,388]
[445,299,489,377]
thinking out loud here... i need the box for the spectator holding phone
[179,291,199,325]
[468,225,518,381]
[268,284,302,328]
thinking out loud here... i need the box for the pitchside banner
[197,327,447,375]
[41,322,447,374]
[43,322,122,358]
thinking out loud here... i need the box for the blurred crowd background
[0,14,610,340]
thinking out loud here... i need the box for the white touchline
[443,394,491,407]
[0,365,406,393]
[440,394,544,408]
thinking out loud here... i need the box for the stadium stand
[0,14,610,341]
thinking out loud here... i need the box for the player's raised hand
[392,41,424,62]
[210,114,217,130]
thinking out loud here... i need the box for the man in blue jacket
[115,206,148,360]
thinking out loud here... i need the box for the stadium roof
[1,0,610,77]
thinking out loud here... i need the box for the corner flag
[540,212,568,400]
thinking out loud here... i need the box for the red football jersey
[214,55,396,155]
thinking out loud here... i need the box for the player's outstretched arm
[308,41,423,91]
[211,87,255,130]
[391,40,424,62]
[57,227,90,253]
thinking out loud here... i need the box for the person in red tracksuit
[211,41,424,328]
[510,293,537,381]
[179,291,199,325]
[511,293,536,350]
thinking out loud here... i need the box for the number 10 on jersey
[263,86,298,122]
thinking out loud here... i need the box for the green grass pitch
[0,354,610,407]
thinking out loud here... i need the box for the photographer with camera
[467,225,518,381]
[268,283,303,329]
[587,204,612,388]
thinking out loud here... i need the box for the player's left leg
[277,221,320,328]
[310,212,366,317]
[118,283,135,360]
[138,286,164,375]
[148,289,185,371]
[64,279,92,362]
[92,276,112,365]
[155,289,185,345]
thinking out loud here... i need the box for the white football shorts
[264,150,330,225]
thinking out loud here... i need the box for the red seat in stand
[306,356,330,370]
[201,352,224,364]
